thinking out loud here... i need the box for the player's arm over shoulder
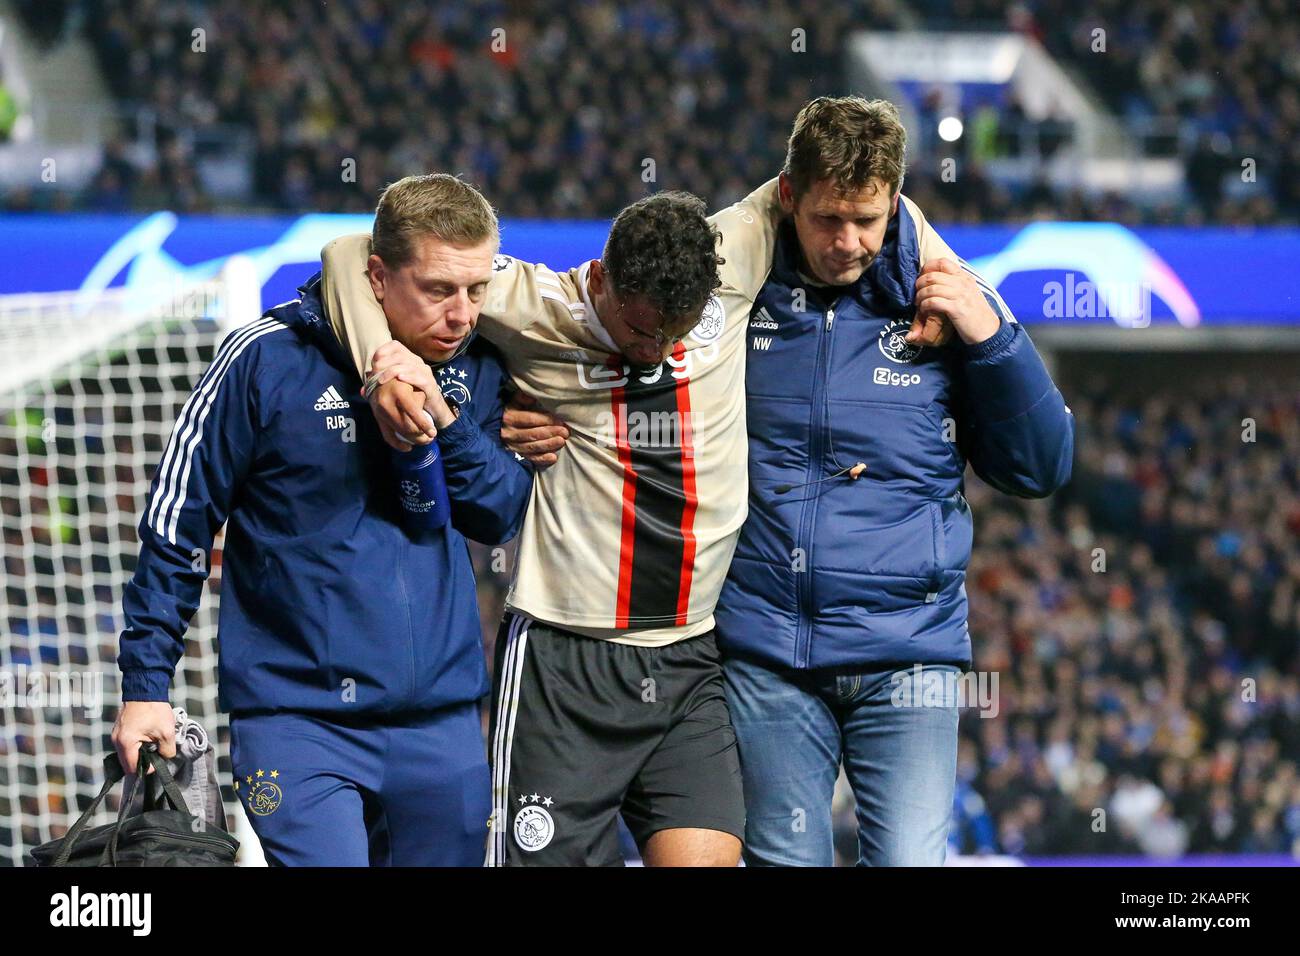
[900,193,1014,324]
[899,194,957,266]
[478,253,543,346]
[709,177,783,301]
[320,236,536,379]
[320,234,392,381]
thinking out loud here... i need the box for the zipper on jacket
[794,302,838,669]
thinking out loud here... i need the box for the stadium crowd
[940,373,1300,860]
[907,0,1300,226]
[6,0,1299,224]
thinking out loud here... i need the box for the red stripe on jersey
[611,378,637,628]
[673,344,698,625]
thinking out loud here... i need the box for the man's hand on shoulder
[914,258,1001,347]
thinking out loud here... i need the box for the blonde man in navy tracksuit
[112,175,532,865]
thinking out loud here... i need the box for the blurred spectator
[0,69,20,143]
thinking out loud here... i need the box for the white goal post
[0,257,265,866]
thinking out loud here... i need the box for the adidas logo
[314,385,351,411]
[751,307,779,332]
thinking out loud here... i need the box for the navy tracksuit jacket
[117,272,532,864]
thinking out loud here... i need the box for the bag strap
[52,752,125,867]
[102,762,140,867]
[104,746,196,866]
[139,747,192,813]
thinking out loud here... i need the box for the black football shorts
[485,611,745,866]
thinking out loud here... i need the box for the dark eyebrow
[419,276,493,289]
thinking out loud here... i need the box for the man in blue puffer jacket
[713,97,1074,866]
[111,174,532,865]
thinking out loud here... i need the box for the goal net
[0,259,264,866]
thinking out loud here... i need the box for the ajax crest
[878,319,921,364]
[690,295,725,344]
[236,769,283,816]
[438,366,472,406]
[513,796,555,852]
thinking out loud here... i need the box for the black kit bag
[28,746,239,867]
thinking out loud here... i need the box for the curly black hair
[602,191,724,336]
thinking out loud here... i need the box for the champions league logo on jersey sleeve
[878,318,922,364]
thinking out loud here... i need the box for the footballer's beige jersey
[320,180,782,645]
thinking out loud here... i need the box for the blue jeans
[723,654,959,866]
